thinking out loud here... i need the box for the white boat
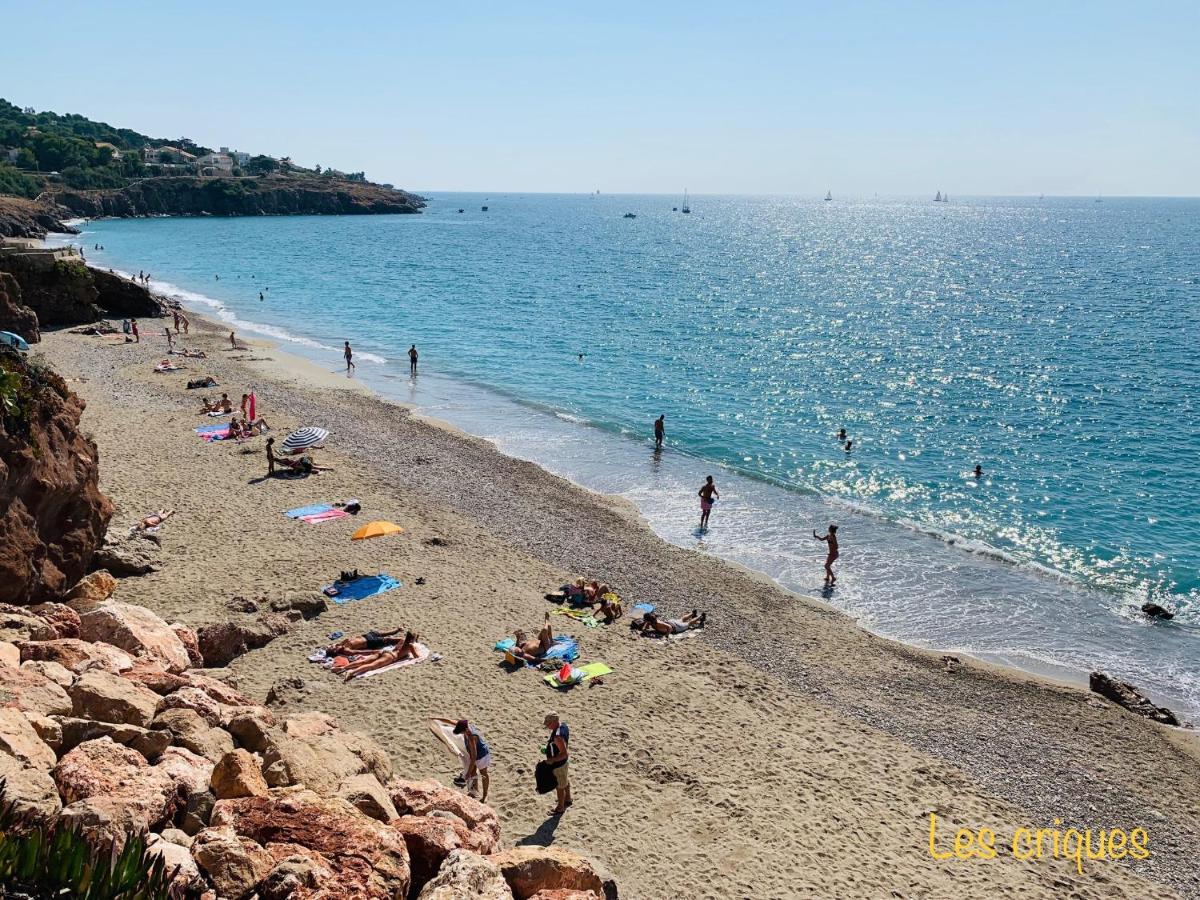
[681,189,690,214]
[824,190,832,201]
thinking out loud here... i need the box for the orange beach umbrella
[351,520,404,541]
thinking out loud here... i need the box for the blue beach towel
[632,603,655,614]
[493,636,580,665]
[286,503,333,519]
[323,574,402,604]
[195,423,228,434]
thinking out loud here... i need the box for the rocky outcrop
[418,850,514,900]
[0,271,38,343]
[0,349,112,604]
[1089,671,1181,726]
[487,847,611,900]
[53,175,425,219]
[389,778,501,854]
[92,529,161,576]
[0,196,74,239]
[77,600,192,673]
[90,267,166,318]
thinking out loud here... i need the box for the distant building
[195,152,234,174]
[94,141,123,160]
[145,146,197,165]
[220,146,251,166]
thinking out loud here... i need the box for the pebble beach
[36,313,1200,900]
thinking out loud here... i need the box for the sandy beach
[34,313,1199,899]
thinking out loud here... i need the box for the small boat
[672,207,678,212]
[481,206,489,211]
[681,189,690,214]
[623,212,637,219]
[457,209,464,213]
[934,191,942,202]
[824,190,832,201]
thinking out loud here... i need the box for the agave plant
[0,783,178,899]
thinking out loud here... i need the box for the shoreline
[51,237,1185,715]
[32,302,1200,897]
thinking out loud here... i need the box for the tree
[244,154,279,174]
[15,147,35,169]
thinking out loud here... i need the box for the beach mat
[324,574,401,604]
[300,509,349,524]
[544,662,612,688]
[493,636,579,666]
[286,503,332,519]
[353,643,437,679]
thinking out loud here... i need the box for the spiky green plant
[0,784,178,900]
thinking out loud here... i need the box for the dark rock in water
[0,196,74,239]
[1141,602,1175,620]
[0,272,39,343]
[0,349,112,604]
[1089,671,1181,726]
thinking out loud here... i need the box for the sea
[53,193,1200,716]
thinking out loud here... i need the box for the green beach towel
[543,662,612,688]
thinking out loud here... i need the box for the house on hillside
[221,147,251,166]
[195,151,234,175]
[94,141,123,161]
[144,145,197,165]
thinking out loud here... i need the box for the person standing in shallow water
[654,415,666,449]
[344,341,355,375]
[813,524,839,585]
[409,344,418,375]
[698,476,719,530]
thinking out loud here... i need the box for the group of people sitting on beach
[326,628,422,680]
[544,578,624,623]
[200,394,233,414]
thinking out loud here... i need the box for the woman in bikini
[813,524,839,585]
[340,632,421,681]
[635,610,706,635]
[135,509,175,532]
[511,615,555,663]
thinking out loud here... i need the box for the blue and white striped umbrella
[280,426,329,453]
[0,331,30,352]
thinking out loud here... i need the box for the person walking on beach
[229,331,237,349]
[344,341,355,374]
[164,327,174,350]
[408,344,418,375]
[453,719,492,801]
[265,437,278,477]
[542,713,571,816]
[171,310,180,333]
[654,414,666,449]
[131,319,139,343]
[179,312,189,335]
[698,475,719,530]
[813,524,839,585]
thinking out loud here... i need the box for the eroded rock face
[487,847,607,900]
[210,790,411,899]
[389,778,501,854]
[0,351,112,604]
[18,638,133,674]
[0,706,57,770]
[417,850,514,900]
[78,601,191,673]
[394,814,479,894]
[210,749,269,800]
[0,664,73,717]
[191,825,276,900]
[92,530,160,577]
[0,751,62,822]
[152,707,235,763]
[0,271,39,343]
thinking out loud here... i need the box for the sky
[3,1,1197,196]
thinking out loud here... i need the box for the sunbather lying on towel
[340,631,421,680]
[545,577,587,604]
[154,359,183,373]
[328,627,404,656]
[632,610,706,636]
[135,509,175,532]
[511,614,555,663]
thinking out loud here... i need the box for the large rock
[78,601,191,673]
[26,602,81,639]
[152,707,234,763]
[155,745,215,797]
[527,891,602,900]
[0,641,19,667]
[0,706,57,770]
[1089,671,1181,726]
[0,609,56,643]
[92,529,161,577]
[20,659,74,687]
[65,570,117,607]
[389,778,501,854]
[0,752,62,822]
[191,825,276,900]
[54,716,171,759]
[337,772,398,821]
[53,738,179,845]
[394,815,480,893]
[145,833,205,896]
[69,668,160,727]
[0,664,73,716]
[196,615,293,667]
[156,685,223,726]
[0,348,111,604]
[487,848,607,900]
[171,622,204,668]
[210,790,411,899]
[418,850,514,900]
[258,852,336,900]
[0,271,39,343]
[211,749,269,799]
[239,712,391,797]
[18,638,134,674]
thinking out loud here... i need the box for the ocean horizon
[54,192,1200,716]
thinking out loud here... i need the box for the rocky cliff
[0,271,39,342]
[52,175,425,219]
[0,249,164,334]
[0,196,75,239]
[0,349,112,604]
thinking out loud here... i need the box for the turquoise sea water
[59,194,1200,714]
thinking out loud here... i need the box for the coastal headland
[25,301,1199,898]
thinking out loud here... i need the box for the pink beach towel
[299,509,349,525]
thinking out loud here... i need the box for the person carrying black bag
[537,712,572,816]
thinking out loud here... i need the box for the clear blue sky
[4,0,1197,195]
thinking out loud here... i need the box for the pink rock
[393,814,476,894]
[486,847,607,900]
[191,825,276,899]
[388,778,501,854]
[156,745,216,796]
[18,638,134,674]
[68,668,160,728]
[156,686,223,727]
[0,663,73,717]
[78,601,191,673]
[210,749,269,799]
[27,603,82,640]
[417,850,513,900]
[171,622,204,668]
[0,706,57,770]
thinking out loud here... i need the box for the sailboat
[935,191,942,202]
[681,189,690,214]
[824,190,832,202]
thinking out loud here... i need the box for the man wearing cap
[543,713,571,816]
[453,719,491,801]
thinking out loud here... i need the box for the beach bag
[534,760,557,794]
